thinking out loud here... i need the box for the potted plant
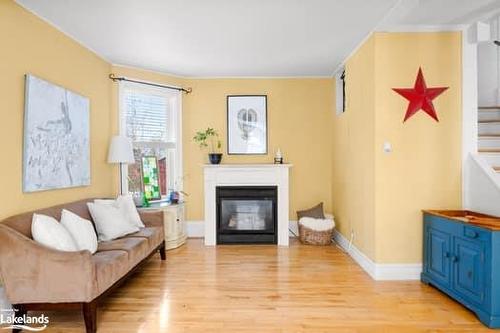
[193,127,223,164]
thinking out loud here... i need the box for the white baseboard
[186,220,204,238]
[187,220,300,238]
[332,230,422,281]
[288,220,299,237]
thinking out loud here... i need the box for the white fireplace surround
[203,164,292,246]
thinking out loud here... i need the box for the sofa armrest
[0,225,95,304]
[139,210,164,231]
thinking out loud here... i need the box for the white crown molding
[377,24,467,33]
[15,3,333,81]
[332,230,422,281]
[186,75,333,80]
[111,63,189,80]
[14,1,111,64]
[332,22,467,76]
[331,0,471,77]
[113,63,333,80]
[330,0,405,76]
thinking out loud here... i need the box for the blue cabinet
[426,227,451,285]
[422,212,499,328]
[453,237,485,305]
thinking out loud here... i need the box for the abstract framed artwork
[141,156,161,201]
[227,95,267,155]
[23,74,90,192]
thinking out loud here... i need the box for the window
[119,81,182,198]
[335,68,346,115]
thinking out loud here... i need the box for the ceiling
[15,0,500,77]
[379,0,500,28]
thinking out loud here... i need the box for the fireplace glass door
[216,186,277,244]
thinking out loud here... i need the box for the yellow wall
[0,0,334,222]
[331,36,376,259]
[111,66,334,220]
[2,1,462,266]
[182,78,334,220]
[373,32,462,263]
[0,1,114,220]
[332,32,462,263]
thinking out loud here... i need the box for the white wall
[465,154,500,216]
[478,17,500,106]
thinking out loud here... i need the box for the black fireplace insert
[216,186,277,244]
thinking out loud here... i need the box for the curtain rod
[108,74,192,94]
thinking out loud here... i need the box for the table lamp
[108,135,135,195]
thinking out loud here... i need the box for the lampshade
[107,135,135,164]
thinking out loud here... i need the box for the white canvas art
[227,95,267,154]
[23,74,90,192]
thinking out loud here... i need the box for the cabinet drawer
[424,214,457,235]
[425,214,490,244]
[462,226,489,244]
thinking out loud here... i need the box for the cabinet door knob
[465,230,478,238]
[451,255,459,263]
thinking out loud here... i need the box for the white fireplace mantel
[203,163,292,246]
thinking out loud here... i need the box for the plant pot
[208,153,223,165]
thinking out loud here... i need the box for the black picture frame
[226,95,268,155]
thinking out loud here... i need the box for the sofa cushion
[97,237,149,266]
[92,250,129,294]
[127,227,163,248]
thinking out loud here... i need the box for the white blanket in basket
[298,217,335,231]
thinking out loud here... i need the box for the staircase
[478,106,500,170]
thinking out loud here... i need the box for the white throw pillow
[116,194,145,228]
[95,195,144,228]
[87,202,139,241]
[298,217,335,231]
[31,214,78,252]
[60,209,98,254]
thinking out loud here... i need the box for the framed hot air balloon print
[227,95,267,155]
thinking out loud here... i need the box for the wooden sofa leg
[12,304,26,333]
[159,241,166,260]
[82,301,97,333]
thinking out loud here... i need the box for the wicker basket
[298,223,334,245]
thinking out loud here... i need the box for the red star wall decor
[392,67,448,122]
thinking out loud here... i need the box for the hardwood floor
[31,239,493,332]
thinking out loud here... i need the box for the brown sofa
[0,199,166,333]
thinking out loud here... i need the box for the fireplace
[216,186,277,244]
[204,164,291,246]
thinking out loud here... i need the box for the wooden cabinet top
[423,209,500,231]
